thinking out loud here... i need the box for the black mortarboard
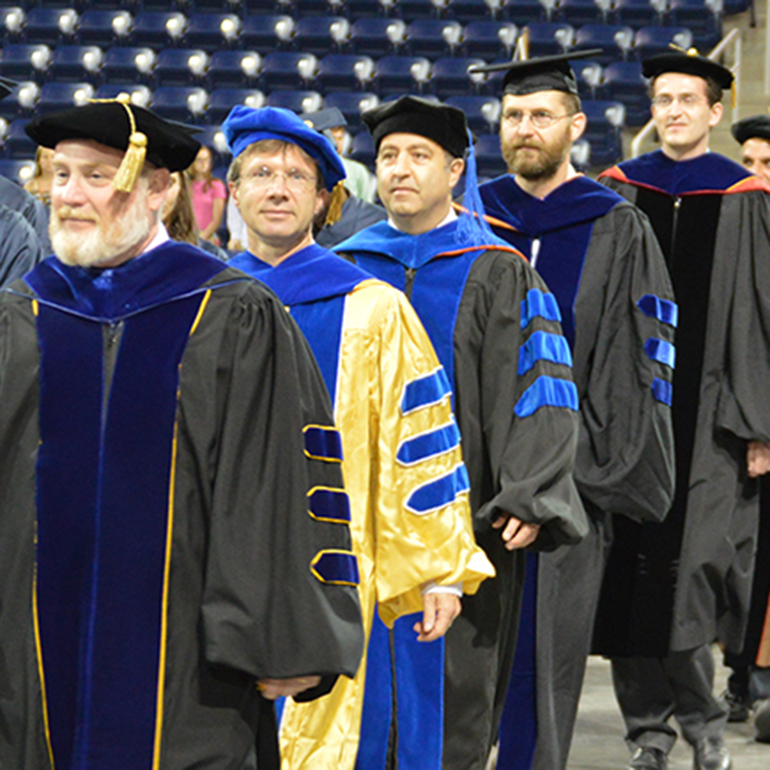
[0,77,17,101]
[25,97,201,176]
[469,50,603,96]
[642,51,733,89]
[731,115,770,145]
[361,95,469,157]
[301,107,348,133]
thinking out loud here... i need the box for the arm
[201,191,226,242]
[0,208,44,290]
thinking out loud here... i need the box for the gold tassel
[325,182,346,227]
[89,92,148,193]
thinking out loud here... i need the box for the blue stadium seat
[570,137,591,169]
[462,20,518,58]
[186,13,242,52]
[24,7,80,46]
[0,158,36,185]
[49,45,104,83]
[94,84,153,109]
[37,81,95,114]
[131,11,188,48]
[574,24,634,63]
[502,0,549,25]
[349,18,407,56]
[150,85,209,122]
[241,14,296,51]
[78,10,134,47]
[473,133,505,177]
[266,89,324,113]
[445,95,501,132]
[4,119,36,159]
[1,7,26,46]
[0,44,52,83]
[431,57,488,97]
[633,26,693,59]
[447,0,507,23]
[610,0,667,28]
[208,88,266,123]
[555,0,608,26]
[667,0,722,49]
[261,52,319,90]
[581,99,624,166]
[522,22,576,56]
[373,55,432,95]
[602,60,650,125]
[574,58,604,98]
[290,0,351,15]
[0,80,39,121]
[323,91,380,130]
[406,19,464,57]
[103,46,157,85]
[154,49,209,86]
[194,125,231,160]
[398,0,451,20]
[350,129,375,166]
[294,16,351,55]
[316,54,376,91]
[208,50,262,89]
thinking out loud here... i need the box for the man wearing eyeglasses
[472,52,676,770]
[595,52,770,770]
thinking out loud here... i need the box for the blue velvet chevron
[401,368,453,415]
[638,294,679,328]
[304,425,344,462]
[396,421,462,466]
[406,465,471,515]
[308,487,351,524]
[644,338,676,369]
[514,376,579,418]
[518,330,573,375]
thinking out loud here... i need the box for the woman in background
[188,145,226,245]
[24,146,54,206]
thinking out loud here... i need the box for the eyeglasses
[243,166,316,192]
[502,110,576,129]
[650,94,705,109]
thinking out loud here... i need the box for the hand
[413,592,461,642]
[491,515,540,550]
[747,441,770,478]
[256,675,321,700]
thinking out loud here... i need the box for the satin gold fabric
[280,279,494,770]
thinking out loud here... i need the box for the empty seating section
[0,0,737,174]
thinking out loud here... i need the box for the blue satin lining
[637,294,679,328]
[652,377,673,406]
[308,487,351,524]
[520,288,562,331]
[396,421,461,466]
[514,376,579,418]
[311,551,360,585]
[406,464,470,515]
[518,330,573,376]
[304,425,344,462]
[401,368,452,415]
[644,337,676,369]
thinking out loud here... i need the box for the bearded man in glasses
[473,52,676,770]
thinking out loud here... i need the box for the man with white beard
[0,98,363,770]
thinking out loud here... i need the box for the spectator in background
[189,144,226,245]
[24,145,54,206]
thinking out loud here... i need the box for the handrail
[630,28,742,157]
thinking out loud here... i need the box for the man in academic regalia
[596,52,770,770]
[221,104,495,770]
[467,52,676,770]
[335,95,588,770]
[0,99,364,770]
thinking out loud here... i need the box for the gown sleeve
[201,285,364,693]
[0,207,43,290]
[362,286,496,627]
[716,190,770,443]
[572,203,676,522]
[455,250,588,552]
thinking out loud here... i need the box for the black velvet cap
[469,50,603,96]
[25,100,201,172]
[0,77,17,101]
[642,52,733,89]
[361,96,469,158]
[731,115,770,145]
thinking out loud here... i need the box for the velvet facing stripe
[406,464,471,515]
[307,486,351,524]
[310,550,360,586]
[400,368,453,416]
[514,375,579,419]
[652,377,673,406]
[520,288,561,331]
[35,294,206,770]
[303,425,344,463]
[517,330,573,376]
[396,420,461,466]
[638,294,679,328]
[644,337,676,369]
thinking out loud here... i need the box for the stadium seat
[445,95,501,132]
[208,50,262,89]
[0,44,52,83]
[570,137,590,169]
[462,20,518,58]
[345,0,396,17]
[186,13,242,52]
[448,0,507,23]
[373,55,432,95]
[316,54,376,91]
[349,18,407,56]
[574,59,605,99]
[294,16,351,55]
[431,57,488,97]
[0,80,40,121]
[266,89,324,113]
[208,88,266,122]
[473,133,505,177]
[49,45,104,83]
[154,49,209,87]
[502,0,550,25]
[602,59,650,125]
[667,0,722,49]
[150,85,209,122]
[574,24,634,63]
[24,7,79,46]
[1,7,26,46]
[350,129,376,166]
[323,91,380,130]
[94,84,153,109]
[103,46,157,85]
[37,81,95,114]
[241,14,296,51]
[261,52,319,90]
[4,119,36,159]
[0,158,36,185]
[523,22,576,56]
[131,11,188,48]
[610,0,668,28]
[581,99,624,166]
[633,26,693,59]
[194,125,231,160]
[77,10,133,48]
[406,19,464,57]
[556,0,609,26]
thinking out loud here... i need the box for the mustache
[53,206,94,221]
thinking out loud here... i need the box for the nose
[265,171,289,196]
[392,152,411,177]
[58,174,87,206]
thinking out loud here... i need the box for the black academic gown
[337,216,587,770]
[0,241,363,770]
[597,150,770,657]
[480,174,676,770]
[0,202,43,288]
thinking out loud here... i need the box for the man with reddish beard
[0,99,364,770]
[596,52,770,770]
[473,53,676,770]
